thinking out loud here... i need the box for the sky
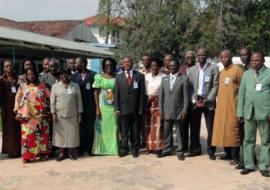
[0,0,99,21]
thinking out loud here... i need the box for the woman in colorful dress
[145,58,165,154]
[92,58,118,155]
[0,59,21,158]
[14,68,51,163]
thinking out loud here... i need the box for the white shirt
[169,73,178,90]
[197,63,208,96]
[124,69,133,78]
[145,72,165,96]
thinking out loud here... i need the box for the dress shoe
[69,153,77,161]
[8,154,20,158]
[260,170,270,177]
[56,154,65,162]
[230,160,239,165]
[157,151,171,158]
[145,150,152,155]
[22,159,30,164]
[87,151,93,156]
[119,152,128,158]
[209,154,216,160]
[240,169,255,175]
[132,151,139,158]
[220,155,232,160]
[235,162,245,170]
[187,151,202,157]
[177,153,185,161]
[77,151,84,157]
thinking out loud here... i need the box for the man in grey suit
[158,60,190,160]
[115,56,146,158]
[187,48,219,160]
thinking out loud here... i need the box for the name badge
[67,88,73,95]
[205,76,210,82]
[86,82,91,90]
[133,81,138,89]
[224,77,230,85]
[11,86,17,93]
[256,83,262,91]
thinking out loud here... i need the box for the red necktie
[127,70,132,86]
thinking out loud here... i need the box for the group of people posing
[0,47,269,178]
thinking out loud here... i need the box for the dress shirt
[125,69,134,78]
[169,73,178,90]
[197,63,208,96]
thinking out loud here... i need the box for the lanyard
[252,70,260,84]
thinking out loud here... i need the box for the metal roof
[0,26,113,58]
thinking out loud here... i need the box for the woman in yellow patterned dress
[14,68,50,163]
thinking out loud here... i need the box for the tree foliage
[98,0,270,59]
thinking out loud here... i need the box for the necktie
[170,76,175,90]
[127,70,132,86]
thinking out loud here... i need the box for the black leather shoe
[260,170,270,177]
[240,169,255,175]
[187,151,202,157]
[235,162,245,170]
[157,151,171,158]
[209,154,216,160]
[132,152,139,158]
[220,155,232,160]
[119,152,128,158]
[87,151,93,156]
[69,154,77,161]
[56,154,65,162]
[177,153,185,161]
[77,151,84,157]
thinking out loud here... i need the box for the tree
[98,0,270,59]
[98,0,200,61]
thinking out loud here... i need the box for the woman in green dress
[92,58,118,155]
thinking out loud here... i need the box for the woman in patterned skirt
[14,68,51,163]
[145,58,165,154]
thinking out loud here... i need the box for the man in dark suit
[158,60,190,160]
[71,57,96,156]
[187,48,219,160]
[115,56,146,158]
[179,51,196,154]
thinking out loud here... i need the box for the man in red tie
[115,56,146,158]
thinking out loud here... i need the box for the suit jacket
[71,70,96,116]
[39,72,59,88]
[188,62,219,110]
[114,70,146,115]
[159,73,190,120]
[50,81,83,118]
[179,64,188,76]
[237,66,270,120]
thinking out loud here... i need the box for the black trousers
[120,114,140,154]
[163,119,184,155]
[224,147,240,160]
[190,107,216,155]
[180,113,191,152]
[239,122,245,163]
[78,114,95,153]
[139,114,146,146]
